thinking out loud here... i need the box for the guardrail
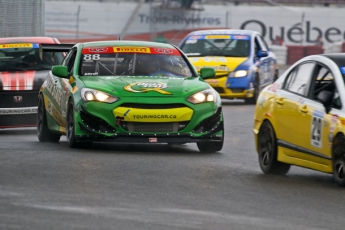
[271,42,345,66]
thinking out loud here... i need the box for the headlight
[81,88,119,103]
[228,70,250,78]
[186,88,217,104]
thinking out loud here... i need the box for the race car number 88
[84,54,100,60]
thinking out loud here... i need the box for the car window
[180,34,250,57]
[62,49,77,73]
[80,51,193,78]
[309,64,341,109]
[0,43,64,71]
[255,35,268,51]
[284,62,315,96]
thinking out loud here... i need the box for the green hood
[80,75,208,97]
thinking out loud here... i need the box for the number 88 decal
[84,54,100,60]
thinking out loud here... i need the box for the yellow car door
[274,62,315,162]
[292,65,338,172]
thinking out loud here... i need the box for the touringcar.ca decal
[124,82,172,95]
[311,110,324,148]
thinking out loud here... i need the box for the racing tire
[37,94,61,143]
[66,102,92,148]
[258,120,290,175]
[245,74,259,105]
[332,134,345,186]
[66,102,79,148]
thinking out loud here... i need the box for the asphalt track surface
[2,95,345,230]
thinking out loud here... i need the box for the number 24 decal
[311,115,322,148]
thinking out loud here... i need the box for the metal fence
[0,0,44,37]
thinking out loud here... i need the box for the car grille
[0,114,36,127]
[231,88,244,93]
[120,103,186,109]
[120,121,189,133]
[212,87,225,94]
[0,91,38,108]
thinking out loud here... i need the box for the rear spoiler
[40,43,75,52]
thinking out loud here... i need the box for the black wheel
[66,102,79,148]
[245,74,259,105]
[258,120,290,175]
[332,134,345,186]
[37,94,60,142]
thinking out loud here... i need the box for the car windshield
[180,34,250,57]
[0,43,64,71]
[80,50,194,78]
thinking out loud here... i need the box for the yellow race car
[179,29,278,104]
[253,53,345,186]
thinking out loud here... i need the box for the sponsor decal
[205,35,230,39]
[133,114,177,119]
[190,57,227,63]
[113,107,193,122]
[232,35,250,40]
[46,76,64,107]
[188,35,203,39]
[124,82,172,95]
[154,48,173,54]
[195,65,230,71]
[0,107,37,115]
[0,43,39,49]
[268,82,279,92]
[113,47,151,53]
[149,138,158,143]
[69,76,78,93]
[328,114,339,144]
[298,97,305,104]
[89,47,108,52]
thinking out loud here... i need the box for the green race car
[37,40,224,152]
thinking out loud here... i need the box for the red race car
[0,37,71,128]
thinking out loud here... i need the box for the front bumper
[0,90,38,128]
[73,99,224,143]
[206,76,254,99]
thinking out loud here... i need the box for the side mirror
[257,50,268,58]
[316,90,333,113]
[52,65,69,78]
[200,67,215,79]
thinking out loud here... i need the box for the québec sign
[240,20,344,44]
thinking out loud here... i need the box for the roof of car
[322,53,345,67]
[0,37,60,44]
[79,40,176,48]
[185,29,257,37]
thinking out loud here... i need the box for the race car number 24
[311,115,322,148]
